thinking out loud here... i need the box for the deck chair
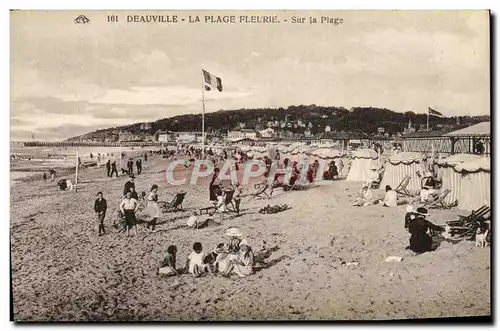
[446,205,490,227]
[160,191,186,212]
[395,175,412,196]
[254,183,272,199]
[199,190,236,214]
[283,175,309,191]
[422,189,452,209]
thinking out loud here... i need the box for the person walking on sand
[110,160,118,178]
[106,160,111,177]
[127,158,134,176]
[49,169,56,182]
[136,159,142,175]
[144,153,148,162]
[94,191,107,236]
[120,191,139,236]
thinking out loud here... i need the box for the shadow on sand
[253,246,290,272]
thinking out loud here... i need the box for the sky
[10,10,490,141]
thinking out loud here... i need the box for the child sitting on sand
[352,184,373,207]
[159,245,178,277]
[185,242,207,277]
[186,211,221,229]
[203,243,225,273]
[221,239,255,278]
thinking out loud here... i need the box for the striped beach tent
[380,152,422,192]
[454,157,490,211]
[346,149,379,182]
[437,154,483,206]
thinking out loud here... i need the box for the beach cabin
[305,148,345,174]
[379,152,422,192]
[437,154,483,206]
[346,149,379,182]
[454,157,490,211]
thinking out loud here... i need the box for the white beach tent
[437,154,483,206]
[454,157,490,211]
[346,149,379,182]
[379,152,422,191]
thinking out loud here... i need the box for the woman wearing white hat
[221,238,255,278]
[216,228,243,276]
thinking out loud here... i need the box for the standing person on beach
[94,192,107,236]
[106,160,111,177]
[110,161,118,178]
[49,169,56,182]
[146,184,161,231]
[136,159,142,175]
[144,153,148,162]
[209,167,221,202]
[123,175,135,197]
[127,158,134,176]
[119,191,139,236]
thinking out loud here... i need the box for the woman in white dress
[146,184,162,231]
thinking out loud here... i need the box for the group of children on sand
[158,228,255,279]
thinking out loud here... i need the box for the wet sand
[10,153,490,321]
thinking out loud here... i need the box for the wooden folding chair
[395,175,412,196]
[423,189,452,209]
[254,183,272,199]
[160,191,186,212]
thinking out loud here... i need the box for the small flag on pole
[428,107,445,118]
[202,69,223,92]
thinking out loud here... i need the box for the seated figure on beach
[159,245,179,277]
[352,184,373,207]
[420,172,441,203]
[220,239,255,278]
[186,211,221,229]
[323,161,338,180]
[203,243,225,273]
[57,179,73,191]
[407,207,444,254]
[185,242,208,277]
[217,228,244,275]
[380,185,398,207]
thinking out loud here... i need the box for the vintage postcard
[10,10,490,321]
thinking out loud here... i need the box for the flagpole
[426,109,429,131]
[201,70,205,159]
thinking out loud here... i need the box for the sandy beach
[10,153,490,321]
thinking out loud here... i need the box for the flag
[202,69,223,92]
[428,107,444,118]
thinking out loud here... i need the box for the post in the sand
[74,150,78,193]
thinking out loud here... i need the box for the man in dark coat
[106,160,111,177]
[110,161,118,178]
[94,192,107,236]
[136,159,142,175]
[127,158,134,176]
[123,175,136,197]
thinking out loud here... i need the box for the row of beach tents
[234,144,490,212]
